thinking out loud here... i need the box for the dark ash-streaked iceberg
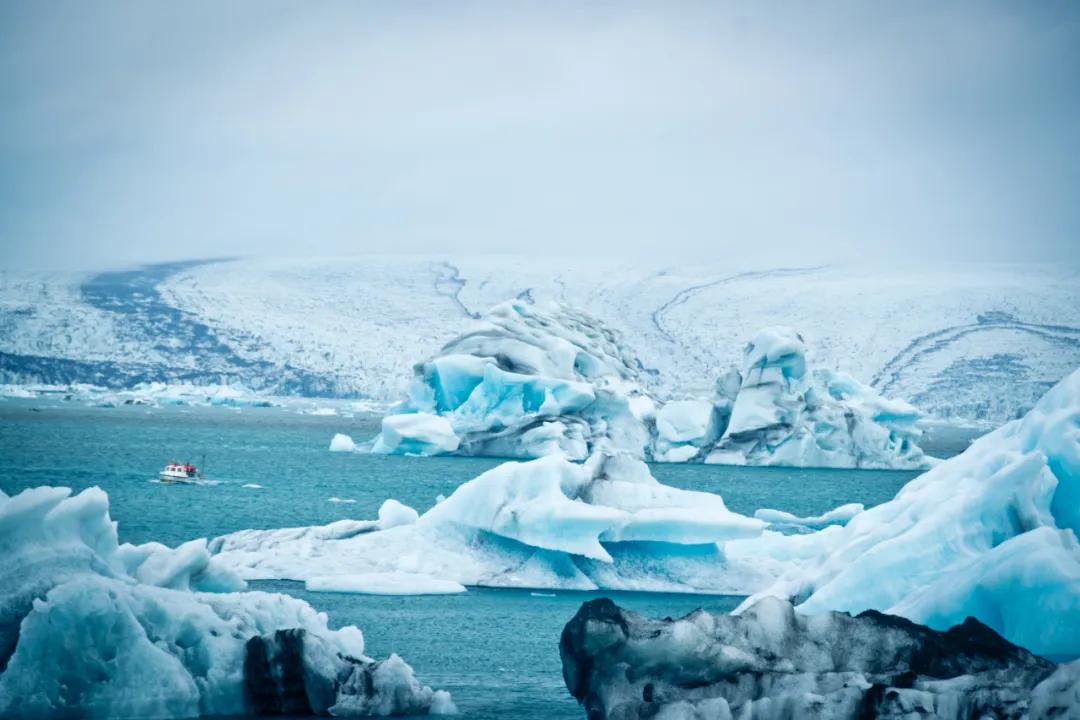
[560,596,1078,720]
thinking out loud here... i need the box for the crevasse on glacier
[366,301,931,469]
[0,486,455,718]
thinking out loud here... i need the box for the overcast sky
[2,1,1078,270]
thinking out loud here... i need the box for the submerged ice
[0,486,454,718]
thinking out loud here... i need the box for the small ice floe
[307,407,338,416]
[530,592,557,598]
[328,496,356,504]
[753,503,864,532]
[241,483,264,489]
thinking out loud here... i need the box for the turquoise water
[0,399,922,718]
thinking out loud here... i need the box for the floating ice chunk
[329,432,357,452]
[704,327,932,469]
[0,485,452,718]
[328,496,357,504]
[753,503,864,530]
[652,399,721,462]
[372,413,460,456]
[377,498,419,528]
[210,452,765,594]
[306,572,466,595]
[736,368,1080,657]
[241,482,264,489]
[420,455,626,561]
[560,596,1076,720]
[308,407,338,416]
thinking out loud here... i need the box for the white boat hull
[159,472,199,483]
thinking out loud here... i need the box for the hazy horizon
[3,1,1079,271]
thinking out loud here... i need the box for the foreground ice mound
[560,596,1078,720]
[735,367,1080,657]
[211,453,766,593]
[370,301,655,460]
[704,327,931,469]
[0,486,453,718]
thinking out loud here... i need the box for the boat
[159,461,202,483]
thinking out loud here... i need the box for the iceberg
[366,305,930,469]
[0,486,454,718]
[652,399,722,462]
[210,453,766,594]
[369,301,656,460]
[560,596,1078,720]
[329,432,357,452]
[704,327,932,469]
[753,502,864,532]
[733,367,1080,657]
[372,413,460,456]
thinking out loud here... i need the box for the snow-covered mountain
[2,256,1078,424]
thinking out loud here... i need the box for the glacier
[369,300,656,460]
[0,485,455,718]
[732,366,1080,658]
[560,596,1079,720]
[6,258,1078,424]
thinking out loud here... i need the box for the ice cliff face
[370,300,656,460]
[702,327,932,469]
[0,486,454,718]
[732,366,1080,658]
[560,596,1078,720]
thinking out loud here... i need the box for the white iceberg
[753,502,864,531]
[734,367,1080,658]
[0,486,454,718]
[210,453,765,594]
[372,413,460,456]
[329,432,357,452]
[652,399,722,462]
[704,326,932,469]
[369,301,655,460]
